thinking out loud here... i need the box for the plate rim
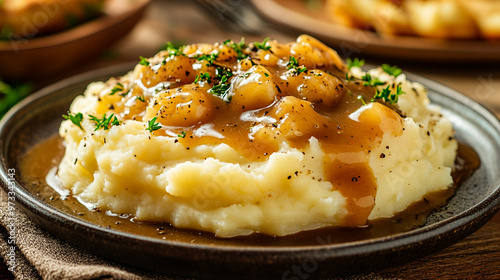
[1,63,500,275]
[250,0,500,61]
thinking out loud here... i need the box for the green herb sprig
[381,64,402,77]
[136,95,145,102]
[194,73,212,84]
[372,85,405,104]
[139,56,150,66]
[287,56,307,75]
[110,83,125,95]
[253,37,271,51]
[63,112,84,130]
[209,67,233,99]
[146,117,162,133]
[223,38,249,60]
[346,58,365,69]
[178,131,187,138]
[215,67,233,80]
[361,73,385,87]
[210,77,231,97]
[194,53,219,67]
[161,42,185,57]
[89,113,121,131]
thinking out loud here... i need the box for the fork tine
[193,0,266,34]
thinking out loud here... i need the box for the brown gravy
[19,135,479,246]
[93,36,406,226]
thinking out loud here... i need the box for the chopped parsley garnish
[193,67,233,99]
[209,67,233,99]
[372,85,405,104]
[194,72,212,84]
[109,83,125,95]
[178,131,187,138]
[89,113,121,131]
[210,77,231,97]
[194,53,219,67]
[224,38,249,60]
[139,56,150,66]
[287,56,307,75]
[346,58,365,69]
[146,117,162,133]
[63,112,84,130]
[287,56,300,69]
[361,73,385,87]
[136,95,145,102]
[215,67,233,79]
[381,64,402,77]
[254,37,271,51]
[160,42,185,57]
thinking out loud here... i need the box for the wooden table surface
[1,0,500,278]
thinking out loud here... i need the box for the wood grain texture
[379,211,500,279]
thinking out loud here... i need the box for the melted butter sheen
[98,36,406,226]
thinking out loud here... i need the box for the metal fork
[193,0,269,34]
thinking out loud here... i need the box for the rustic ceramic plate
[250,0,500,62]
[1,63,499,279]
[0,0,149,79]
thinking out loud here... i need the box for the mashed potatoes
[58,35,457,237]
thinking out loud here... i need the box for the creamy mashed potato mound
[58,35,457,237]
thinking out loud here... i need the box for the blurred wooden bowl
[0,0,150,79]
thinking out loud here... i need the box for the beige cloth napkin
[0,188,193,280]
[0,188,393,280]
